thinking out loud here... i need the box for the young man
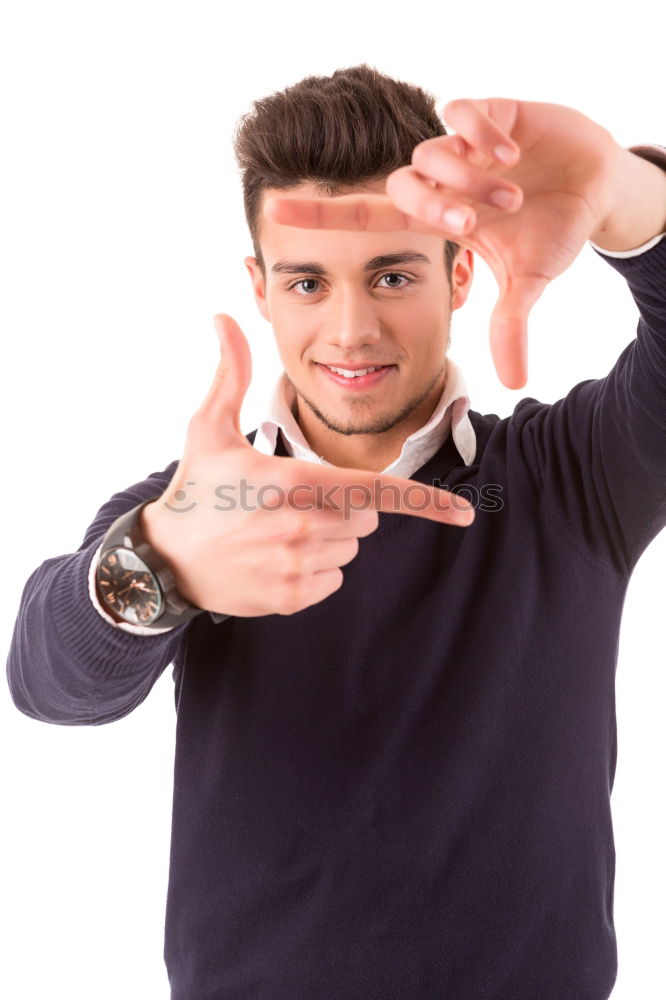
[7,64,666,999]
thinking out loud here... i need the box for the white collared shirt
[251,356,477,476]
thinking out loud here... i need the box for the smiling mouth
[317,363,396,378]
[316,362,397,390]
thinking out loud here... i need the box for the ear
[244,256,271,322]
[450,247,474,312]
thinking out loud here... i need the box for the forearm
[589,147,666,252]
[7,545,187,725]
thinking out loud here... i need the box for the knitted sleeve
[517,226,666,578]
[5,459,192,726]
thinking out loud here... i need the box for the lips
[319,363,392,372]
[317,362,396,390]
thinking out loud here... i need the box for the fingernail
[442,207,471,233]
[490,188,518,211]
[494,143,518,165]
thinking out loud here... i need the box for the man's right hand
[141,314,475,619]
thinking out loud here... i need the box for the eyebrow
[271,250,432,276]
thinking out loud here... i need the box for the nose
[324,286,383,351]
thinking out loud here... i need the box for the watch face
[98,547,164,625]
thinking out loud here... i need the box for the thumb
[489,274,546,390]
[186,313,254,456]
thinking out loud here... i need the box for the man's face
[244,178,474,461]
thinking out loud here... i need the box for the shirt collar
[251,358,477,476]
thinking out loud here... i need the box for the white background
[1,1,664,998]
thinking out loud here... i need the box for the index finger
[264,191,448,238]
[287,458,475,527]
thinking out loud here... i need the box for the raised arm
[519,217,666,577]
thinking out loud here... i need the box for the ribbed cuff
[591,226,666,282]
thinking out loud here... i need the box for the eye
[288,277,322,295]
[377,272,412,289]
[286,272,414,296]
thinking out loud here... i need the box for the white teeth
[327,366,380,378]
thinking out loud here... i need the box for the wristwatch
[96,497,230,628]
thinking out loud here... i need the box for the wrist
[139,498,169,555]
[138,500,199,609]
[95,498,205,629]
[589,147,666,251]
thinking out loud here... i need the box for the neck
[293,363,448,472]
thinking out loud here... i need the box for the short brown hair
[232,63,459,285]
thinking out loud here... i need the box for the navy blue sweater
[7,236,666,999]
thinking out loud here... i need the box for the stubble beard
[288,355,449,438]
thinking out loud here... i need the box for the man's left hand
[265,98,627,389]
